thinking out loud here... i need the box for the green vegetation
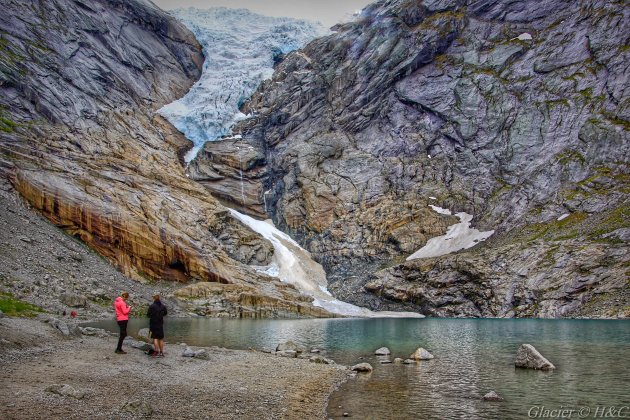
[515,203,630,245]
[0,292,44,317]
[556,149,586,165]
[0,114,17,133]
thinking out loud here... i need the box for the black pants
[116,320,128,351]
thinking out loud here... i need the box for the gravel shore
[0,317,349,419]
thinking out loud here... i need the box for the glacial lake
[88,318,630,419]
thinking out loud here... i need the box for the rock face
[0,0,333,317]
[195,0,628,316]
[515,344,556,370]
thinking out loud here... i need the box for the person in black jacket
[148,292,167,357]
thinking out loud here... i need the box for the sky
[151,0,374,27]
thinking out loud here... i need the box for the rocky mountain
[193,0,629,317]
[0,0,331,318]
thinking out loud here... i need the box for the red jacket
[114,297,131,321]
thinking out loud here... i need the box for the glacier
[158,7,328,162]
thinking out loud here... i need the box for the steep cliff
[0,0,332,317]
[193,0,629,317]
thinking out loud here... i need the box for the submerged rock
[410,348,434,360]
[276,340,304,354]
[483,391,504,401]
[515,344,556,370]
[351,363,373,373]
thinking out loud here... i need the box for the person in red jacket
[114,292,131,354]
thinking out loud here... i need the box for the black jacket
[147,300,167,327]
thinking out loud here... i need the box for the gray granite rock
[46,384,86,399]
[483,391,504,401]
[515,344,556,370]
[351,363,373,373]
[410,348,434,360]
[375,347,391,355]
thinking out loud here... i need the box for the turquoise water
[88,318,630,419]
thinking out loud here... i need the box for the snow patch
[429,205,452,215]
[229,209,422,318]
[557,213,570,221]
[158,8,328,162]
[516,32,533,41]
[407,206,494,260]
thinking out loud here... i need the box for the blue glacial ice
[158,8,328,162]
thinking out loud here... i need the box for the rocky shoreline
[0,316,349,419]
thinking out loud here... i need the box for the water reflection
[86,318,630,419]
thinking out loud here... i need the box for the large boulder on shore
[60,294,87,308]
[410,347,434,360]
[515,344,556,370]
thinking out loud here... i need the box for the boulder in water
[351,363,373,373]
[410,347,434,360]
[483,391,504,401]
[375,347,391,355]
[515,344,556,370]
[394,358,404,364]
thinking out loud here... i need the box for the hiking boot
[158,352,164,358]
[115,350,127,354]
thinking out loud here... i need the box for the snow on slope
[229,209,423,318]
[406,205,494,260]
[158,8,328,162]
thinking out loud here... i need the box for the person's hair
[121,292,129,299]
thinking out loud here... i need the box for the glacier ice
[158,8,328,162]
